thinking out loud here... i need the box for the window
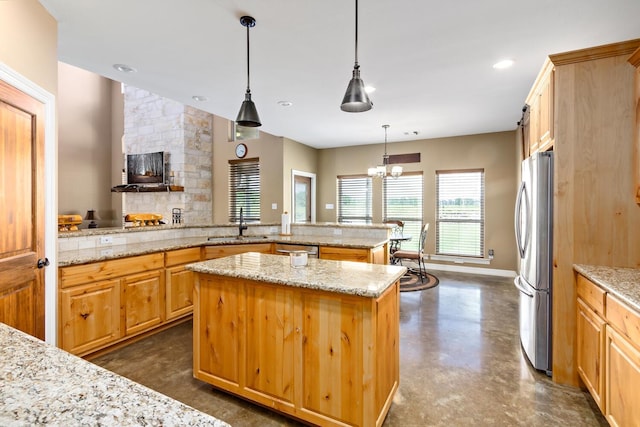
[337,175,372,224]
[383,173,423,251]
[436,169,485,257]
[229,158,260,222]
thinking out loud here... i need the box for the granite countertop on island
[0,323,229,427]
[186,252,406,298]
[574,264,640,312]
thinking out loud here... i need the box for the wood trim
[628,47,640,67]
[435,168,484,174]
[549,39,640,66]
[387,153,420,164]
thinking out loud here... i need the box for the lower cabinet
[576,274,640,425]
[59,253,166,356]
[59,279,122,355]
[165,248,202,320]
[576,298,606,411]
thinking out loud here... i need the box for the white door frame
[0,62,57,345]
[291,169,316,223]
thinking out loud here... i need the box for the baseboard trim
[425,262,516,278]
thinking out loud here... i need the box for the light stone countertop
[0,323,229,427]
[58,235,389,267]
[574,264,640,312]
[186,252,407,298]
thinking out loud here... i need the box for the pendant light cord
[354,0,359,69]
[246,24,251,94]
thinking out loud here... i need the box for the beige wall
[282,137,319,215]
[212,116,285,224]
[0,0,57,96]
[318,131,519,272]
[57,62,116,226]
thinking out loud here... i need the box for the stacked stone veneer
[123,86,212,224]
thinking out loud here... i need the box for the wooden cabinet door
[577,298,606,411]
[59,279,121,354]
[194,275,244,388]
[123,270,164,336]
[0,80,46,340]
[605,326,640,427]
[165,266,194,320]
[299,292,364,426]
[245,283,295,407]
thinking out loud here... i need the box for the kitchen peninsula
[187,252,406,427]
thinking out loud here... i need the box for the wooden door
[576,298,606,411]
[0,80,46,339]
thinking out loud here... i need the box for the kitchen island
[187,252,406,427]
[0,322,228,426]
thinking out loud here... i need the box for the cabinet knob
[37,258,50,269]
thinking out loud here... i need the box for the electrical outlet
[100,236,113,245]
[100,249,113,256]
[488,249,494,259]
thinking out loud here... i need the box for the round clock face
[235,143,247,158]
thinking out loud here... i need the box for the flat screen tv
[127,151,165,185]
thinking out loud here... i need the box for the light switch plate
[325,203,334,210]
[272,203,278,210]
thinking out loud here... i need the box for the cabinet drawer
[606,294,640,346]
[165,247,201,267]
[60,253,164,288]
[577,274,606,316]
[203,243,272,259]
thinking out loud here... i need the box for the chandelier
[368,125,402,179]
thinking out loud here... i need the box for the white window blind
[383,173,423,251]
[436,169,484,257]
[337,175,372,224]
[229,158,260,222]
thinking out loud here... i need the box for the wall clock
[235,143,247,158]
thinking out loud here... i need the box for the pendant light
[340,0,373,112]
[236,16,261,127]
[368,125,402,179]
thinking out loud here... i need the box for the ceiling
[39,0,640,149]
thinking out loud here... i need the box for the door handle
[37,258,50,269]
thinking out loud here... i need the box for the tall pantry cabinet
[521,39,640,387]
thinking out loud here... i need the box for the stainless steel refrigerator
[514,151,553,375]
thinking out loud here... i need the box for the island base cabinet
[194,273,399,427]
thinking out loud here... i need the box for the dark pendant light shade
[236,16,261,127]
[340,0,372,113]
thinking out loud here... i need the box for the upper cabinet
[628,46,640,204]
[525,60,555,156]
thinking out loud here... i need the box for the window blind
[337,175,372,224]
[435,169,485,257]
[229,158,260,222]
[383,172,423,251]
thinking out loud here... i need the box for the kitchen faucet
[238,207,248,237]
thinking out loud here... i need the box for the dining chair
[391,223,429,282]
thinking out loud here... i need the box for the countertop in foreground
[574,264,640,312]
[0,323,229,427]
[187,252,406,298]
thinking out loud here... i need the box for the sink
[207,235,269,242]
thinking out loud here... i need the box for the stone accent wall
[123,86,213,224]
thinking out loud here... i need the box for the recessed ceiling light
[277,100,293,107]
[493,59,514,70]
[192,95,208,102]
[365,86,376,93]
[113,63,137,73]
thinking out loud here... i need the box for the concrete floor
[92,271,607,426]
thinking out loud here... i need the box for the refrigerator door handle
[514,276,534,298]
[514,181,529,259]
